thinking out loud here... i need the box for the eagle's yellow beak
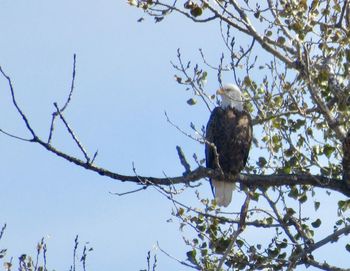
[216,88,225,95]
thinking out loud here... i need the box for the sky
[0,1,348,270]
[0,1,222,270]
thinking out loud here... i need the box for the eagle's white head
[216,84,243,111]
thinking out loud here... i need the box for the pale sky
[0,1,220,270]
[0,1,347,270]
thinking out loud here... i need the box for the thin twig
[53,102,90,162]
[0,128,32,142]
[306,258,350,271]
[72,235,79,271]
[296,224,350,263]
[156,242,200,270]
[62,54,77,112]
[176,145,191,174]
[0,224,6,240]
[216,192,251,270]
[109,186,147,196]
[0,66,37,140]
[48,54,77,144]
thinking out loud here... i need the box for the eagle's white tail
[212,180,235,207]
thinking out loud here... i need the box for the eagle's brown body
[205,106,252,206]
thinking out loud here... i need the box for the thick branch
[203,0,296,68]
[32,137,350,197]
[216,193,251,270]
[306,258,350,271]
[303,224,350,257]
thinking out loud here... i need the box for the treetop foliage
[125,0,350,270]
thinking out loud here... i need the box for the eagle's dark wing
[205,107,225,197]
[206,107,252,174]
[205,107,224,172]
[232,109,253,173]
[205,107,252,202]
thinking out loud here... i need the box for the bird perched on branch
[205,84,252,207]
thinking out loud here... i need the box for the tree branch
[53,102,90,162]
[306,258,350,271]
[303,224,350,258]
[0,66,37,140]
[203,0,296,68]
[1,134,348,199]
[216,192,251,270]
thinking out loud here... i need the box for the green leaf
[295,119,306,130]
[177,208,184,216]
[314,201,320,211]
[266,217,273,225]
[267,248,279,258]
[278,239,288,249]
[186,250,197,265]
[278,252,287,259]
[184,0,194,9]
[311,218,321,228]
[346,244,350,253]
[251,192,260,201]
[257,157,267,168]
[338,200,350,212]
[277,36,286,45]
[288,186,299,199]
[272,134,280,144]
[190,6,202,17]
[306,127,313,136]
[127,0,137,6]
[273,96,283,106]
[310,0,319,11]
[186,98,197,105]
[323,144,335,158]
[286,208,296,216]
[299,194,307,203]
[236,239,244,247]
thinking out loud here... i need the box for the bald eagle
[205,84,252,207]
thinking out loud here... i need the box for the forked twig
[216,192,251,270]
[53,102,90,162]
[0,66,37,140]
[176,145,191,174]
[48,54,77,144]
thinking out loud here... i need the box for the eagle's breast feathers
[205,106,252,207]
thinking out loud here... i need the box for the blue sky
[0,1,348,270]
[0,1,223,270]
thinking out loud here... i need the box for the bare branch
[109,186,147,196]
[303,46,346,140]
[263,192,298,244]
[0,66,37,140]
[61,54,77,112]
[0,128,32,142]
[0,224,6,240]
[48,54,77,144]
[176,145,191,174]
[151,2,218,23]
[203,0,296,68]
[156,242,200,270]
[306,258,350,271]
[300,224,350,261]
[1,128,349,198]
[216,192,251,270]
[53,102,90,162]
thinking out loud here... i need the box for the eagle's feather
[205,106,252,207]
